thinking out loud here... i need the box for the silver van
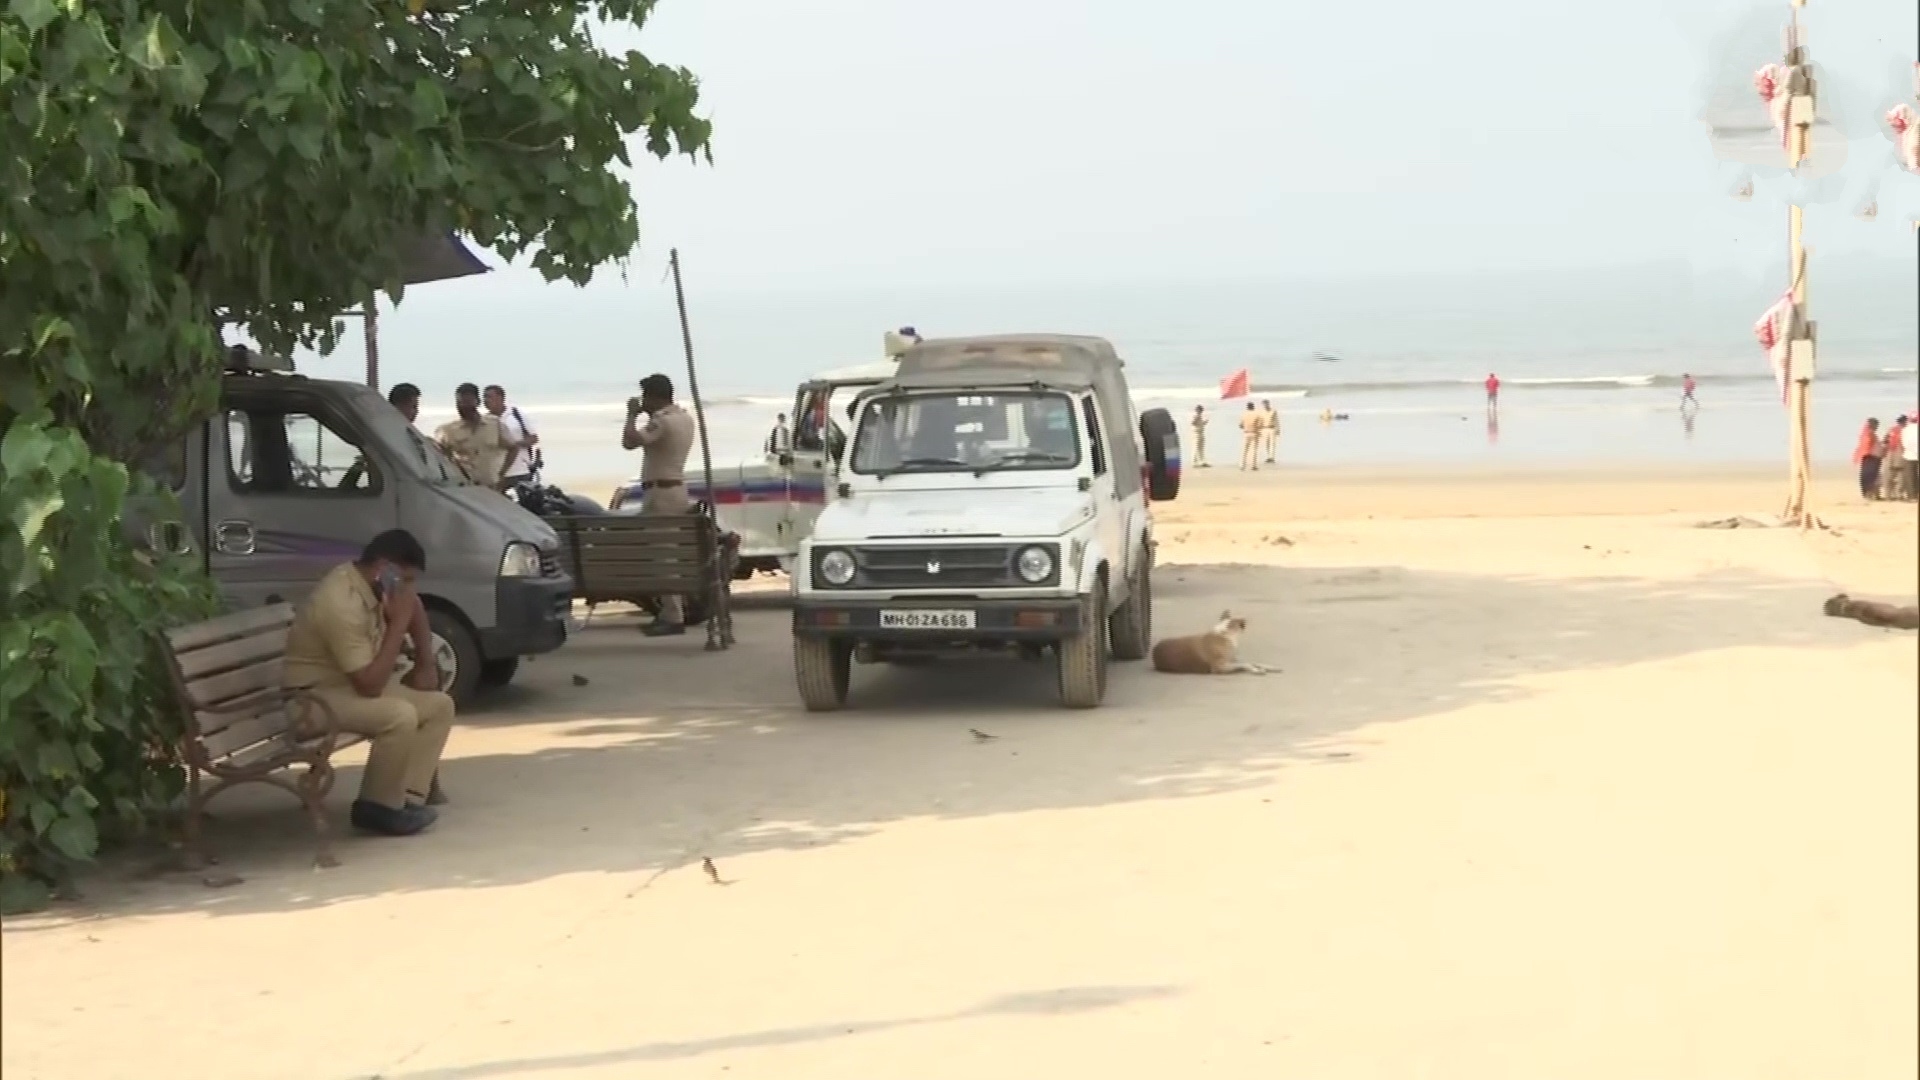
[137,352,572,704]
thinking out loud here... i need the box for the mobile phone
[377,566,400,596]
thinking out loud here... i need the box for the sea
[332,264,1918,482]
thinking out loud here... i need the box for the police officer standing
[621,373,699,636]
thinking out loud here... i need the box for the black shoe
[350,800,438,836]
[641,621,687,637]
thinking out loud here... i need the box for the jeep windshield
[849,390,1082,477]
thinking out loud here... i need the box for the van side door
[208,388,399,608]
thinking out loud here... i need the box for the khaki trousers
[1240,433,1260,469]
[1191,429,1206,466]
[309,683,456,809]
[1260,429,1277,462]
[640,482,692,623]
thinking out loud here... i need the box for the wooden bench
[549,512,738,650]
[163,604,363,869]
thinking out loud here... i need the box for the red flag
[1219,368,1250,399]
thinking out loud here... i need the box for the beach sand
[4,464,1914,1080]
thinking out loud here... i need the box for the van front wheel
[419,608,483,707]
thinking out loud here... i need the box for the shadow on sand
[370,984,1180,1079]
[20,559,1862,923]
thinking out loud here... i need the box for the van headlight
[817,549,857,586]
[1015,545,1055,583]
[499,542,542,578]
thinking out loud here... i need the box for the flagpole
[1779,0,1817,528]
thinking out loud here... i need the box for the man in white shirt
[484,384,540,489]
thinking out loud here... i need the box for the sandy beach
[4,464,1914,1080]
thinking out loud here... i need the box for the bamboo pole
[1778,0,1817,528]
[667,248,734,650]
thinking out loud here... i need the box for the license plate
[879,609,976,630]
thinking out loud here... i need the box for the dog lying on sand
[1823,594,1920,630]
[1151,611,1275,674]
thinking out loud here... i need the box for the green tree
[0,0,710,910]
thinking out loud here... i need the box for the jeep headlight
[1015,545,1055,583]
[499,542,542,578]
[817,548,857,586]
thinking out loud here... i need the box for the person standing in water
[1189,405,1210,467]
[1681,373,1698,408]
[1484,372,1501,410]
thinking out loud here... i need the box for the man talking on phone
[282,529,456,836]
[621,372,698,636]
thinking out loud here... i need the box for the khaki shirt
[1239,410,1263,435]
[284,563,385,690]
[1257,408,1278,432]
[435,415,510,484]
[633,402,696,482]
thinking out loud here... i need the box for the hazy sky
[317,0,1916,390]
[575,0,1918,291]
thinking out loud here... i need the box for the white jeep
[789,334,1183,709]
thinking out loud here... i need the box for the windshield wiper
[974,450,1072,475]
[875,456,967,479]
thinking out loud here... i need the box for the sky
[586,0,1920,289]
[308,0,1918,392]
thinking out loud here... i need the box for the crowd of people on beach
[1853,411,1919,502]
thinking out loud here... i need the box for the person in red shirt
[1852,417,1883,500]
[1681,373,1698,407]
[1484,373,1500,408]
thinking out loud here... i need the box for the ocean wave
[424,367,1914,419]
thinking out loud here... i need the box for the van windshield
[353,396,471,486]
[849,390,1081,476]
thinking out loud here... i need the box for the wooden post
[362,295,381,391]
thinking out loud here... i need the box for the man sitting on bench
[283,529,455,837]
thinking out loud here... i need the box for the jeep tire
[1109,550,1152,661]
[1057,582,1110,708]
[794,636,853,711]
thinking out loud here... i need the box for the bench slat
[193,685,291,736]
[176,630,289,681]
[168,604,295,651]
[202,709,298,761]
[185,657,286,711]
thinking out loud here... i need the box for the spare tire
[1138,407,1182,502]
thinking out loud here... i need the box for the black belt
[640,480,683,489]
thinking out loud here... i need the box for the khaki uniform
[1238,408,1262,470]
[1190,414,1208,467]
[1257,407,1279,463]
[284,563,455,809]
[632,403,698,622]
[435,415,510,487]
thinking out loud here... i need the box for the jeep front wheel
[1056,583,1109,708]
[793,636,853,711]
[1108,552,1152,661]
